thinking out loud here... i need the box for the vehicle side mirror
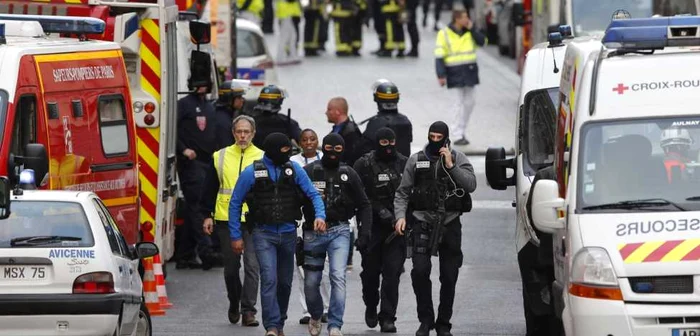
[485,147,516,190]
[0,177,11,220]
[512,3,527,26]
[531,180,565,233]
[133,242,159,260]
[189,20,211,45]
[24,144,48,188]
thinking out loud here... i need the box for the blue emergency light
[559,25,573,38]
[0,14,105,35]
[603,16,700,50]
[0,23,5,45]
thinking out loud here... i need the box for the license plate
[237,68,265,81]
[673,329,700,336]
[2,266,47,280]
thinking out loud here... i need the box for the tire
[136,302,152,336]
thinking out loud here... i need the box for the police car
[0,171,157,336]
[529,16,700,336]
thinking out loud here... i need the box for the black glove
[355,234,370,254]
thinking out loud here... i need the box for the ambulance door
[92,93,139,244]
[7,90,43,181]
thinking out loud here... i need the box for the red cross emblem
[612,83,630,95]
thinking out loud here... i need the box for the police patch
[416,161,430,169]
[341,174,348,181]
[254,170,268,178]
[285,168,294,176]
[378,173,390,181]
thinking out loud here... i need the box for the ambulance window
[46,102,59,120]
[11,95,37,157]
[71,100,84,118]
[97,95,129,157]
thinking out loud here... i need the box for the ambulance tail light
[569,247,623,301]
[144,102,156,113]
[73,272,115,294]
[134,98,159,128]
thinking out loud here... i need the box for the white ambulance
[530,16,700,336]
[485,25,571,331]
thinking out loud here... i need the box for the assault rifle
[428,196,447,256]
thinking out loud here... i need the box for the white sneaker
[308,318,322,336]
[329,327,343,336]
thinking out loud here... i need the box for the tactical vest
[364,152,402,209]
[245,160,303,224]
[409,152,472,213]
[306,164,356,226]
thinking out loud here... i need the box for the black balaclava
[263,132,292,166]
[427,121,450,156]
[321,133,345,169]
[375,127,397,161]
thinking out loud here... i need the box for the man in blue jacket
[229,132,326,336]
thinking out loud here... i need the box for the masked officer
[394,121,477,336]
[176,84,217,269]
[302,133,372,336]
[353,127,408,333]
[201,115,263,327]
[363,80,413,157]
[229,132,326,336]
[214,80,248,150]
[251,85,302,149]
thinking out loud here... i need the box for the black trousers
[360,219,405,322]
[175,159,211,261]
[303,10,323,51]
[215,221,259,314]
[262,0,274,33]
[333,17,354,54]
[382,12,405,51]
[372,0,385,49]
[518,241,563,336]
[406,0,419,49]
[411,216,462,331]
[422,0,444,23]
[350,10,365,52]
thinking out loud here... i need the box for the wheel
[136,302,152,336]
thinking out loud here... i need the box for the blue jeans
[253,228,296,331]
[303,222,351,330]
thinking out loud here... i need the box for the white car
[0,180,158,336]
[236,18,279,103]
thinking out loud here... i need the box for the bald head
[326,97,349,125]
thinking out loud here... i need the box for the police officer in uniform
[394,121,477,336]
[214,80,248,150]
[176,84,218,269]
[229,132,326,336]
[201,115,263,327]
[302,133,372,336]
[251,85,302,149]
[363,80,413,157]
[353,127,408,333]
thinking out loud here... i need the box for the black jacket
[176,94,217,164]
[363,110,413,157]
[334,119,365,167]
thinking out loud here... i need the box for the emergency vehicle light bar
[603,16,700,50]
[0,15,105,35]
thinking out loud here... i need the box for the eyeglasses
[379,139,396,146]
[324,145,344,152]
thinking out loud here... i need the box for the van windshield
[0,201,94,248]
[578,117,700,212]
[572,0,653,36]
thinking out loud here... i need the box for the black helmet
[255,85,286,113]
[218,80,247,106]
[373,80,399,104]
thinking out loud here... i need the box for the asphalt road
[153,14,523,336]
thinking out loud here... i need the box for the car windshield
[236,29,266,58]
[0,201,94,248]
[578,117,700,212]
[572,0,653,36]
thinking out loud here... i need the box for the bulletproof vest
[364,152,402,209]
[246,160,303,224]
[410,152,472,213]
[306,164,356,226]
[366,112,412,157]
[253,113,292,148]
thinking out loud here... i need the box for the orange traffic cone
[142,257,166,316]
[153,254,173,309]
